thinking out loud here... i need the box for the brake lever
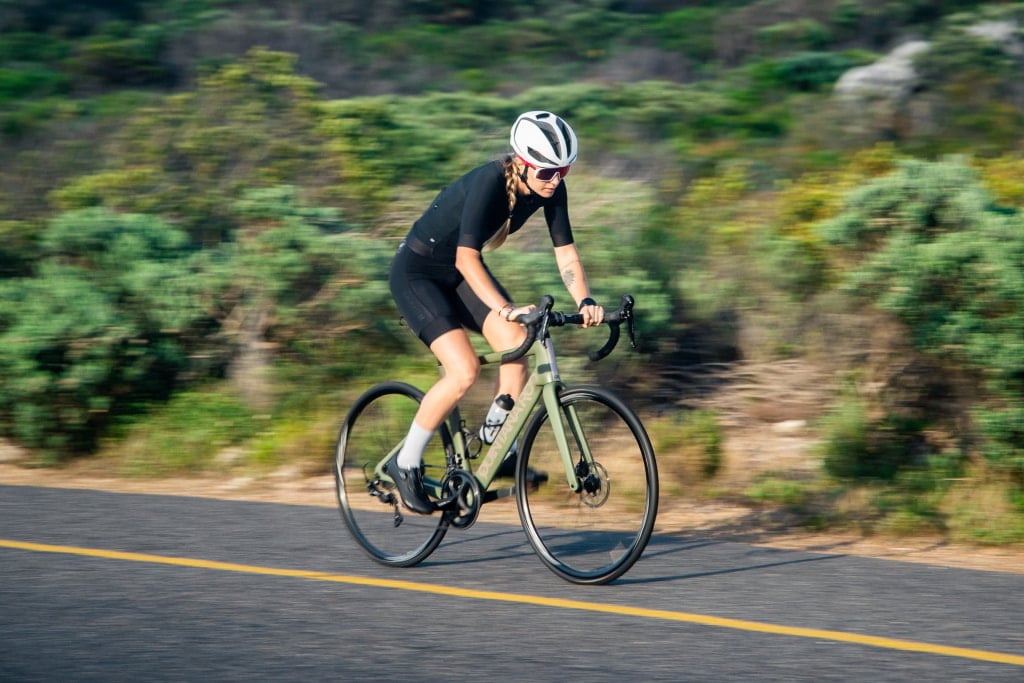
[621,294,637,349]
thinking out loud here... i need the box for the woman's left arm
[553,243,604,327]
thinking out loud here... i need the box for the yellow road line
[3,538,1023,667]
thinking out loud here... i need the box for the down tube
[541,383,582,492]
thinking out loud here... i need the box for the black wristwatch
[578,297,597,311]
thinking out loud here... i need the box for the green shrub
[756,19,832,54]
[0,66,69,101]
[869,465,952,535]
[819,384,927,481]
[974,404,1024,483]
[650,409,723,486]
[747,475,812,511]
[820,158,1024,477]
[0,208,200,457]
[819,386,870,480]
[685,409,724,479]
[0,31,69,62]
[754,51,872,92]
[112,390,261,476]
[651,8,719,62]
[70,20,171,87]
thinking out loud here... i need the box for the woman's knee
[444,358,480,395]
[430,331,480,394]
[483,317,527,352]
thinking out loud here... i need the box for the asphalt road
[2,484,1023,682]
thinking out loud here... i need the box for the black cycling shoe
[385,459,435,515]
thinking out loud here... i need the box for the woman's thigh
[390,252,465,346]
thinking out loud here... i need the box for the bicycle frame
[433,332,589,501]
[369,293,634,509]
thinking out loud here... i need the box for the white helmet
[510,111,578,168]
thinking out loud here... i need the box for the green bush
[0,31,69,62]
[820,158,1024,477]
[112,389,261,476]
[70,20,172,87]
[975,405,1024,484]
[647,408,723,489]
[747,475,813,512]
[0,65,68,101]
[651,8,719,62]
[0,208,198,457]
[753,51,872,92]
[819,383,928,481]
[756,19,832,54]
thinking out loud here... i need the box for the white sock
[397,421,434,469]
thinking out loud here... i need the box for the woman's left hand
[579,300,604,328]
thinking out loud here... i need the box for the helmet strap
[518,166,542,198]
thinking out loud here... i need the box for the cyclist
[386,110,605,514]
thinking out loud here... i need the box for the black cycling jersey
[390,158,575,347]
[407,159,574,262]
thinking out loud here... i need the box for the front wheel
[334,381,450,567]
[516,386,658,584]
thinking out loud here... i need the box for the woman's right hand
[503,304,536,323]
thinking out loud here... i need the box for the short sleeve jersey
[409,160,574,263]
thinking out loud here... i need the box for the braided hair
[483,155,521,251]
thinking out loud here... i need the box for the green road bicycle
[334,295,658,584]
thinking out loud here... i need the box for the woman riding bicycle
[386,110,605,514]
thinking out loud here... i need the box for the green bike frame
[410,332,591,499]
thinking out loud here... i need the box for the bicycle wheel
[517,385,658,584]
[334,381,450,567]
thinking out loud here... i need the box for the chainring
[440,470,482,529]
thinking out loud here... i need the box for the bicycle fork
[542,382,600,494]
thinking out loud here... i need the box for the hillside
[1,0,1023,545]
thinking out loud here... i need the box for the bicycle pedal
[483,487,513,503]
[433,493,460,510]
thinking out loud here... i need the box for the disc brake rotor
[580,461,610,508]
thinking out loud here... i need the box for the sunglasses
[518,156,571,182]
[535,165,570,182]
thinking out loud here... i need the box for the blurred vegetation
[1,0,1023,544]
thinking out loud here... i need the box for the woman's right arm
[455,246,531,321]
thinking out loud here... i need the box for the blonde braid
[483,155,519,252]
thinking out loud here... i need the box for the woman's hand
[503,304,536,322]
[578,299,604,328]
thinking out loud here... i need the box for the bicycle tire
[516,385,658,584]
[334,381,450,567]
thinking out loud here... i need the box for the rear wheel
[516,386,658,584]
[335,381,450,567]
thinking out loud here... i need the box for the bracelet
[498,303,515,320]
[578,297,597,311]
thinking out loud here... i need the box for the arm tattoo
[561,267,577,289]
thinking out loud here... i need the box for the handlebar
[500,294,637,363]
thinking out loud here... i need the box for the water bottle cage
[479,418,505,445]
[463,426,483,459]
